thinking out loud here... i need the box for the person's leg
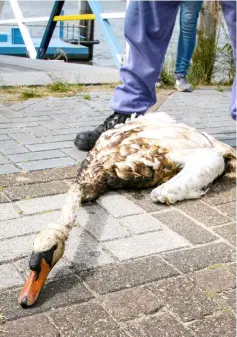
[175,0,203,92]
[220,0,236,120]
[110,1,180,114]
[75,1,180,151]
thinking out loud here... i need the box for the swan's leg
[151,149,225,204]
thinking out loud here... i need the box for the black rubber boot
[74,112,131,151]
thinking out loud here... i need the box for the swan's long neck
[47,183,81,241]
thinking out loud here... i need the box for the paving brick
[0,163,20,175]
[0,127,25,134]
[214,223,236,246]
[0,134,9,140]
[154,210,217,244]
[0,234,34,263]
[65,227,115,270]
[177,200,230,227]
[5,180,68,201]
[56,127,93,135]
[66,121,100,128]
[0,275,92,321]
[18,156,77,171]
[14,255,74,281]
[0,263,24,290]
[98,193,144,218]
[77,204,129,241]
[188,267,236,293]
[124,189,170,213]
[39,120,68,129]
[102,286,163,321]
[0,105,18,116]
[218,289,236,312]
[16,194,66,214]
[52,114,78,123]
[0,122,38,128]
[0,140,28,155]
[223,139,236,147]
[0,211,61,240]
[24,108,60,117]
[62,147,88,162]
[189,313,236,337]
[226,263,236,276]
[121,213,163,234]
[9,132,42,145]
[104,229,190,261]
[162,242,236,273]
[147,276,217,321]
[49,302,118,337]
[26,141,73,152]
[10,101,37,111]
[42,134,75,142]
[8,149,67,163]
[2,314,60,337]
[81,256,179,294]
[25,125,58,136]
[0,168,61,187]
[127,313,194,337]
[0,115,10,123]
[216,202,236,220]
[0,202,20,220]
[203,176,236,206]
[53,165,79,179]
[0,155,9,164]
[10,116,52,122]
[0,192,8,203]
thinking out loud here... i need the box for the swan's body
[19,113,236,307]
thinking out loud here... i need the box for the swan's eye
[53,244,58,251]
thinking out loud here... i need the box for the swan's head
[18,227,66,308]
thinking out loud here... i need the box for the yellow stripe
[54,14,96,21]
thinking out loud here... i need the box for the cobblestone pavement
[0,88,235,175]
[0,88,236,336]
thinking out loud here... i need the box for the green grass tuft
[48,82,71,93]
[20,89,41,100]
[83,94,91,100]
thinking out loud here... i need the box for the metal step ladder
[87,0,126,68]
[38,0,127,68]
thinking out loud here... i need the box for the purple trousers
[110,1,236,120]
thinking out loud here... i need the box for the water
[0,0,229,80]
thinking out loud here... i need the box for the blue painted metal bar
[37,0,65,59]
[58,10,64,39]
[88,0,124,68]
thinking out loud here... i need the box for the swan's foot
[150,185,178,204]
[150,184,205,205]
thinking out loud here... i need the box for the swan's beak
[18,257,51,308]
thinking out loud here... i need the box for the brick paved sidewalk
[0,88,235,175]
[0,167,235,336]
[0,88,236,336]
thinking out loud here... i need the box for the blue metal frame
[36,0,124,66]
[37,0,65,59]
[88,0,124,68]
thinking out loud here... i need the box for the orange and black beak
[18,248,55,308]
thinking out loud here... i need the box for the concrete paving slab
[0,203,20,221]
[16,194,66,215]
[0,55,120,86]
[104,229,190,261]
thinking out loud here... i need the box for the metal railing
[0,0,128,67]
